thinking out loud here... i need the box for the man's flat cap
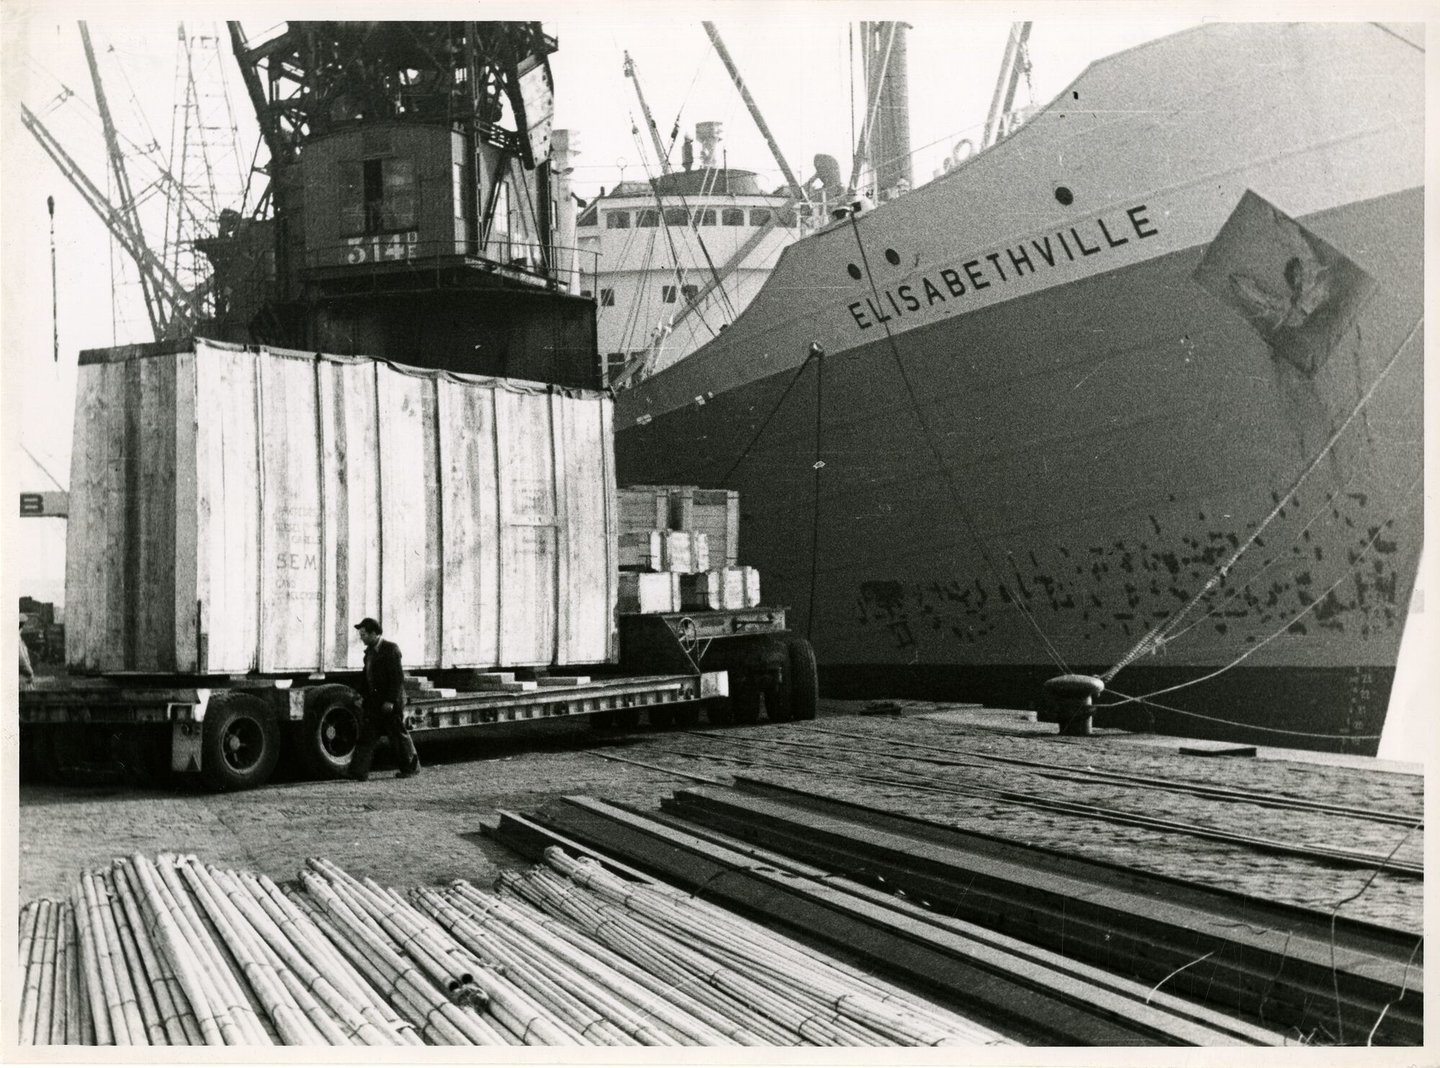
[353,617,382,633]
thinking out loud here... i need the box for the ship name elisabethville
[846,204,1160,330]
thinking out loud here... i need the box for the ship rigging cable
[1101,314,1423,686]
[844,214,1070,674]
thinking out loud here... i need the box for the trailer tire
[785,638,819,721]
[299,685,362,780]
[201,693,281,791]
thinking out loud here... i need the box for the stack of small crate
[617,485,761,614]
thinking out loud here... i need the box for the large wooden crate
[64,338,619,674]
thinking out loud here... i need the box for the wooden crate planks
[65,338,618,675]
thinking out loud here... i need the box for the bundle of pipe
[18,856,418,1046]
[495,847,1009,1046]
[17,898,93,1045]
[18,850,1000,1046]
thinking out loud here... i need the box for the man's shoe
[346,767,369,782]
[396,762,420,779]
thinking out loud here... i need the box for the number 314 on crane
[345,232,418,265]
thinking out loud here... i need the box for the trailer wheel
[299,686,361,780]
[201,693,281,791]
[785,638,819,721]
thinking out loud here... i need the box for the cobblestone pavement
[17,703,1424,936]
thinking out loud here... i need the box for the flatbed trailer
[19,607,814,791]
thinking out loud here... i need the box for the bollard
[1043,675,1105,736]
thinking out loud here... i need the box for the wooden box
[669,487,740,567]
[679,571,725,611]
[619,531,664,571]
[720,567,762,609]
[618,486,670,537]
[64,338,619,674]
[618,572,681,614]
[660,531,709,574]
[618,530,709,572]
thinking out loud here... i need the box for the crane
[21,102,202,339]
[79,22,172,338]
[623,51,673,175]
[24,23,242,342]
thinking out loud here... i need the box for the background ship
[576,119,810,384]
[614,21,1425,754]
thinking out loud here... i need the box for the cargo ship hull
[615,24,1424,754]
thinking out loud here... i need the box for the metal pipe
[102,872,169,1044]
[79,871,130,1044]
[111,863,199,1044]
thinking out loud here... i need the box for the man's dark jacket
[362,639,406,710]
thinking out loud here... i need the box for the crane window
[694,209,716,227]
[663,208,689,226]
[749,208,772,226]
[721,208,745,226]
[341,157,417,235]
[600,288,616,306]
[637,209,660,227]
[606,211,630,229]
[662,285,678,303]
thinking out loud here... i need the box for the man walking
[349,618,420,781]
